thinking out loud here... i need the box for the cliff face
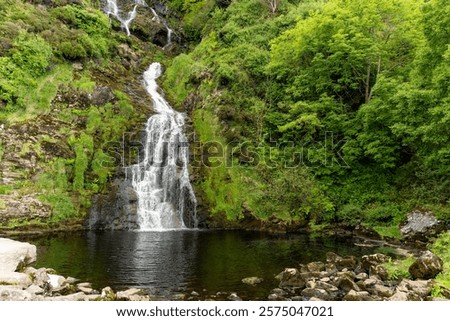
[0,0,182,230]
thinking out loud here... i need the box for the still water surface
[28,230,389,299]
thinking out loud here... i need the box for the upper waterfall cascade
[129,63,197,231]
[104,0,174,45]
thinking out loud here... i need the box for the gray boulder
[409,251,443,279]
[400,210,444,241]
[0,238,36,273]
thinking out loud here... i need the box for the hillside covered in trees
[0,0,448,239]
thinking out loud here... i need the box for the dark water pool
[23,230,392,299]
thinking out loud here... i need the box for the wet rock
[400,210,444,242]
[0,238,37,273]
[191,291,199,296]
[227,293,242,301]
[277,268,306,288]
[409,251,443,279]
[242,277,263,286]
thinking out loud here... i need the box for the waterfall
[130,63,197,231]
[104,0,174,46]
[104,0,147,36]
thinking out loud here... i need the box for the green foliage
[70,133,94,191]
[430,232,450,296]
[10,31,53,77]
[383,256,415,280]
[36,158,78,222]
[165,0,449,227]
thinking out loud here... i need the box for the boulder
[0,285,34,301]
[101,287,116,300]
[0,272,32,288]
[117,288,146,301]
[371,284,394,298]
[227,293,242,301]
[306,262,326,272]
[409,251,443,279]
[369,265,389,281]
[0,238,36,273]
[400,210,443,241]
[301,288,330,300]
[242,277,263,286]
[343,290,372,301]
[336,277,360,292]
[389,291,409,301]
[32,268,50,287]
[277,268,306,288]
[397,279,433,298]
[44,292,88,301]
[361,253,390,271]
[26,284,44,295]
[48,274,65,291]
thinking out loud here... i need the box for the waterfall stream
[129,63,197,230]
[104,0,174,46]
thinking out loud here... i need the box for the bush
[10,31,52,77]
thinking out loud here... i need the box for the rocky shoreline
[0,238,150,301]
[264,250,448,301]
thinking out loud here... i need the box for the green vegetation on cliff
[164,0,450,231]
[0,0,157,227]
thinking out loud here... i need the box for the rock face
[400,210,444,241]
[0,238,36,273]
[409,251,443,279]
[88,178,139,230]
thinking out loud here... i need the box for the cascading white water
[130,63,197,231]
[104,0,174,46]
[104,0,147,36]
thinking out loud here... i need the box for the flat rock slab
[0,238,36,273]
[0,272,32,288]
